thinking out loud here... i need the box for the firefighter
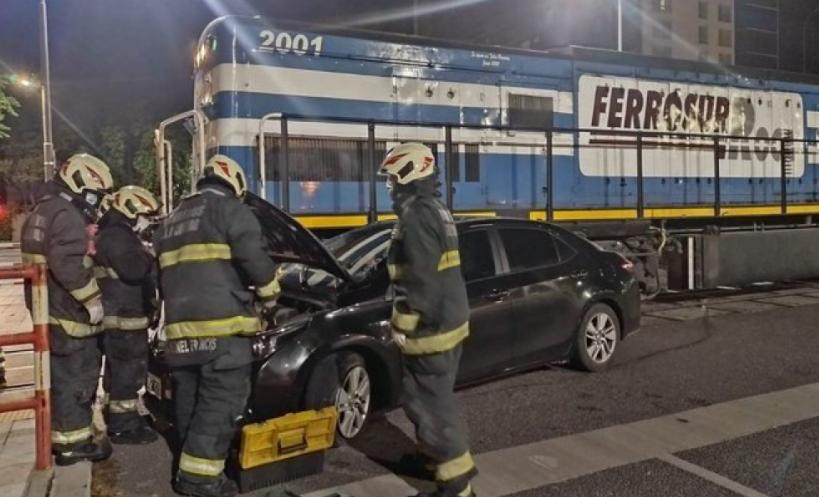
[155,154,280,497]
[94,185,160,444]
[379,143,477,497]
[21,153,114,465]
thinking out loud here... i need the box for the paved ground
[94,282,819,497]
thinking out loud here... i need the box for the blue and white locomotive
[160,15,819,291]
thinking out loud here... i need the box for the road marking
[658,454,770,497]
[305,381,819,497]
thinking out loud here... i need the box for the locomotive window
[465,144,480,183]
[447,145,460,182]
[264,137,385,182]
[508,94,553,130]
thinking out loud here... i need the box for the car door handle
[485,289,510,302]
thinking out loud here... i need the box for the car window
[324,224,393,274]
[554,235,576,262]
[498,228,560,272]
[459,230,496,281]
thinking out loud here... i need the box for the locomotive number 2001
[259,30,324,56]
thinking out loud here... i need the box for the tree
[0,79,20,140]
[132,128,192,207]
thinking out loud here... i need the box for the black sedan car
[146,195,640,439]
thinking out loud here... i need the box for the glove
[262,297,278,312]
[85,224,98,256]
[391,329,407,348]
[84,297,104,325]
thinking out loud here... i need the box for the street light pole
[617,0,623,52]
[39,0,55,180]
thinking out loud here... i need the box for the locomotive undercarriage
[565,214,819,298]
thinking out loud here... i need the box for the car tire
[571,303,620,372]
[303,351,372,440]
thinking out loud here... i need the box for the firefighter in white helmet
[156,154,281,497]
[21,153,114,465]
[94,185,161,444]
[380,143,477,497]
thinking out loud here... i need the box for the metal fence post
[31,263,51,470]
[713,136,721,216]
[0,263,51,470]
[368,123,377,223]
[445,126,454,211]
[780,138,788,215]
[280,116,290,212]
[546,130,554,222]
[636,134,644,218]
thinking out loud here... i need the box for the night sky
[1,0,819,147]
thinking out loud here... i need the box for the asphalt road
[94,286,819,497]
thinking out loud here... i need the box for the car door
[495,226,585,366]
[455,226,516,384]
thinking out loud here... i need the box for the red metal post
[31,263,51,470]
[0,263,52,469]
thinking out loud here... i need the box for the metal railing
[0,263,51,470]
[155,110,207,215]
[255,114,818,222]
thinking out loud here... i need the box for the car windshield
[324,223,393,274]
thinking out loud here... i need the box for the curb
[51,463,92,497]
[23,469,52,497]
[23,462,92,497]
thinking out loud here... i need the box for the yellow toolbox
[234,407,337,491]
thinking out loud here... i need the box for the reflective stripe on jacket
[155,184,279,341]
[388,194,470,355]
[21,183,102,337]
[94,210,157,329]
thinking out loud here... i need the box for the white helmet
[111,186,160,220]
[378,143,436,186]
[58,153,114,197]
[202,154,248,197]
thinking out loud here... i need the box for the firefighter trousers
[50,325,101,450]
[170,356,251,482]
[102,329,148,433]
[402,344,476,495]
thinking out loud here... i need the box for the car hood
[245,193,351,282]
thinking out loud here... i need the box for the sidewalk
[0,271,93,497]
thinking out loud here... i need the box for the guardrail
[0,263,51,470]
[255,114,817,223]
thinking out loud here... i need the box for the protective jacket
[387,180,470,355]
[94,210,157,331]
[154,182,279,342]
[21,182,101,337]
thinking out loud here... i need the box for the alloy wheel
[334,365,371,438]
[584,312,617,364]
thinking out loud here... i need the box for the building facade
[734,0,780,69]
[636,0,735,64]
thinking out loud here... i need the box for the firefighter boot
[54,437,113,466]
[173,474,239,497]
